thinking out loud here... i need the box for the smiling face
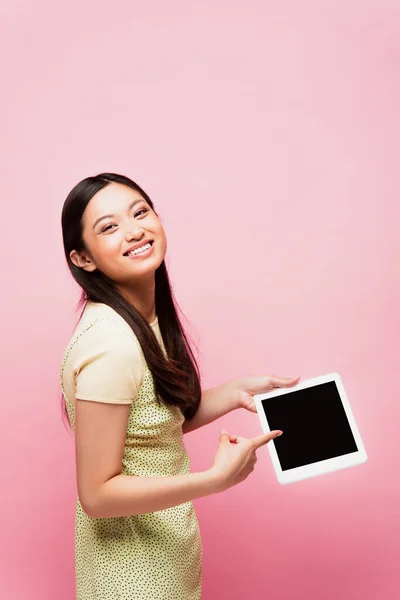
[70,182,167,286]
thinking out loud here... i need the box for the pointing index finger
[251,430,282,449]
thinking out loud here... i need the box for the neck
[117,276,156,324]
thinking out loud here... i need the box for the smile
[124,241,154,258]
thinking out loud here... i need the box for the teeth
[127,243,151,256]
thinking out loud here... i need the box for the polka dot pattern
[60,315,203,599]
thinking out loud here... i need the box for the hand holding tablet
[254,372,368,484]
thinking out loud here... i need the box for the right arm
[75,399,282,519]
[75,398,218,518]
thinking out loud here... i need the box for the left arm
[182,374,301,434]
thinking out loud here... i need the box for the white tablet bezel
[254,372,368,484]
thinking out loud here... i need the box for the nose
[125,218,145,241]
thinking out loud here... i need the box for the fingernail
[277,431,283,436]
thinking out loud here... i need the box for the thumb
[219,429,230,444]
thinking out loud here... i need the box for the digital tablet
[254,372,367,484]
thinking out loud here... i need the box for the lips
[123,240,153,256]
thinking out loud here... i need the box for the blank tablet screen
[261,381,358,470]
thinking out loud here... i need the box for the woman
[59,172,300,599]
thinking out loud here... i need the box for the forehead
[84,183,146,223]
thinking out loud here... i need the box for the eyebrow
[93,199,145,230]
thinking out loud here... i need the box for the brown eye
[135,208,148,217]
[102,224,116,232]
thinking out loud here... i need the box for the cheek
[153,220,167,246]
[95,236,122,264]
[159,229,167,253]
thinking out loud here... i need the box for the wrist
[222,379,242,412]
[205,467,227,494]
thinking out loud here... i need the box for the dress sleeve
[73,319,145,404]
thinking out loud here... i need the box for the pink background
[1,1,399,598]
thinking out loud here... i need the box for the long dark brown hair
[60,172,201,428]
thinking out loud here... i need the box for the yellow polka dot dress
[60,302,203,599]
